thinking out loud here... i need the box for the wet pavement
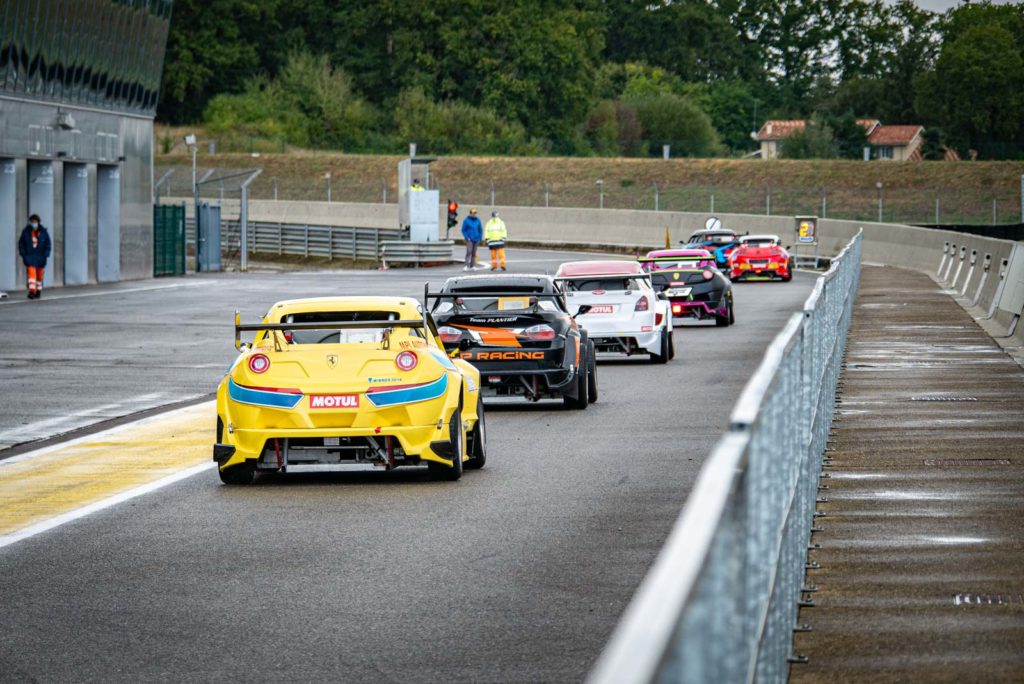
[790,266,1024,683]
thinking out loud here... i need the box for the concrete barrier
[164,195,1024,342]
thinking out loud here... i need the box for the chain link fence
[156,164,1024,226]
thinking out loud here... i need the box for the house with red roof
[754,118,925,160]
[867,125,924,160]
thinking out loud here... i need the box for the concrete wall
[0,97,154,288]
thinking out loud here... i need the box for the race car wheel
[716,301,734,327]
[429,411,464,481]
[586,342,599,404]
[564,355,590,410]
[218,460,256,486]
[465,401,487,470]
[668,331,676,360]
[652,330,670,364]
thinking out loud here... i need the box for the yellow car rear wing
[233,311,426,351]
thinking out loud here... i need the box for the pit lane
[0,249,815,682]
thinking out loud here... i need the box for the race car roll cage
[424,285,586,400]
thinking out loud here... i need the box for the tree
[158,0,278,123]
[915,22,1024,155]
[780,117,836,158]
[630,93,720,157]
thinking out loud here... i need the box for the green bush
[394,88,533,155]
[629,93,720,157]
[203,51,380,152]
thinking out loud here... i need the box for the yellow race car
[213,296,486,484]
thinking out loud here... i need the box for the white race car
[556,260,674,363]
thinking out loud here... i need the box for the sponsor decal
[641,325,653,332]
[310,394,360,409]
[588,305,614,314]
[368,377,402,383]
[469,317,519,324]
[462,350,545,361]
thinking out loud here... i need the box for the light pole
[876,181,883,223]
[184,133,198,272]
[325,172,332,202]
[597,179,604,209]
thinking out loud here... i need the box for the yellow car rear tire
[466,401,487,470]
[428,411,464,481]
[219,460,256,486]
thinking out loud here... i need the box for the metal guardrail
[185,218,404,262]
[380,240,457,267]
[589,230,863,684]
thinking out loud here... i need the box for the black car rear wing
[233,311,426,351]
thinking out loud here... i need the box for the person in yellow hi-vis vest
[484,211,507,271]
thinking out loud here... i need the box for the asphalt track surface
[0,249,814,683]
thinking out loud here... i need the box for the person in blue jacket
[461,208,484,271]
[18,214,51,299]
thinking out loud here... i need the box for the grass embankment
[156,144,1024,225]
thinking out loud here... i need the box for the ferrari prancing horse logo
[326,354,339,369]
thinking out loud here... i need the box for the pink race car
[638,249,735,326]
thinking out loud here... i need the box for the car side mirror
[786,245,793,251]
[458,338,472,351]
[573,304,593,318]
[656,292,668,301]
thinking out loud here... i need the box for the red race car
[728,234,794,281]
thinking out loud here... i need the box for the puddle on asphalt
[920,536,988,545]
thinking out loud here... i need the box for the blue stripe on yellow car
[228,379,304,409]
[366,374,449,407]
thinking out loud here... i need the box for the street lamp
[876,181,883,223]
[325,172,332,203]
[184,134,198,272]
[597,179,604,209]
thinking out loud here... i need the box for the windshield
[690,232,736,246]
[563,277,641,292]
[280,311,420,344]
[741,239,778,248]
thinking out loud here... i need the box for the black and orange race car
[428,275,597,408]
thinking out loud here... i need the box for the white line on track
[0,392,168,446]
[0,398,214,467]
[0,281,213,306]
[0,461,215,550]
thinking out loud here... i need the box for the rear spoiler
[233,311,425,351]
[553,273,650,282]
[637,256,712,263]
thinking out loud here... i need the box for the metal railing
[186,218,403,264]
[589,230,863,684]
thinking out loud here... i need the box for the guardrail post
[328,228,333,262]
[278,222,283,255]
[972,254,992,307]
[375,229,380,261]
[304,225,309,258]
[351,229,357,260]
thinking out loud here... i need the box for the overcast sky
[907,0,1018,10]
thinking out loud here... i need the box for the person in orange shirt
[18,214,51,299]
